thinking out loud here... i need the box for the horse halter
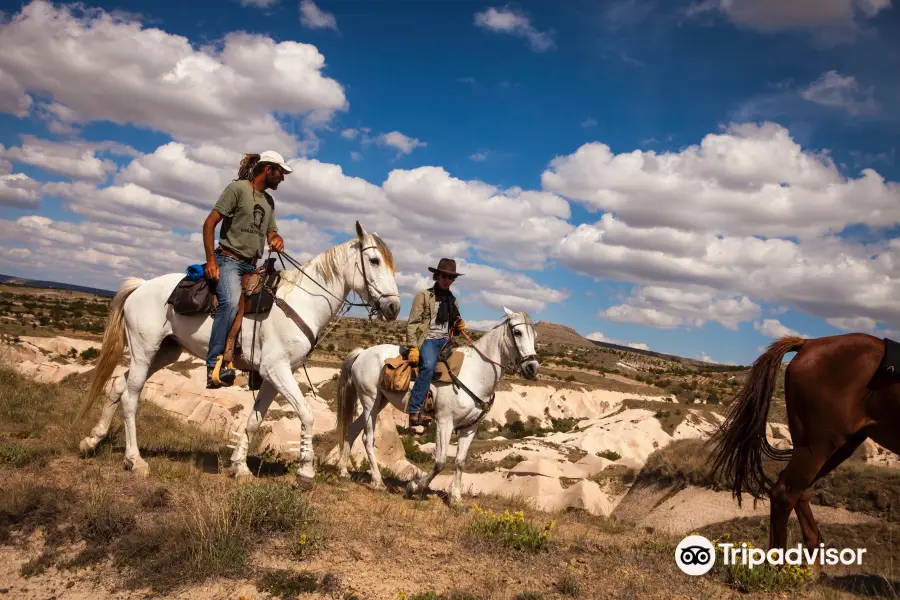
[354,239,399,320]
[463,316,538,376]
[507,319,538,374]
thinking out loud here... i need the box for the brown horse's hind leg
[770,445,833,551]
[793,491,819,548]
[793,432,868,548]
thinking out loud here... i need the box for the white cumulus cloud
[0,0,348,154]
[0,173,42,209]
[300,0,338,30]
[801,70,880,116]
[754,318,804,339]
[474,6,555,52]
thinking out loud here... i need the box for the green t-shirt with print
[213,180,278,260]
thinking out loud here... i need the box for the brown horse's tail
[75,277,144,423]
[336,348,364,445]
[707,335,805,506]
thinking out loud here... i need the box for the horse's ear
[355,220,366,241]
[503,306,515,319]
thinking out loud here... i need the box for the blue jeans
[409,338,446,413]
[206,252,256,369]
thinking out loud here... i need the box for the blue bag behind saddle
[185,264,206,281]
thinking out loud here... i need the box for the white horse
[335,307,539,503]
[77,221,401,489]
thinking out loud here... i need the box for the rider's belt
[216,246,257,266]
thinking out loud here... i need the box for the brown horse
[707,332,900,551]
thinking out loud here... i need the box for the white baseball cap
[258,150,293,174]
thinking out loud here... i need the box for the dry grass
[2,364,899,599]
[640,438,900,523]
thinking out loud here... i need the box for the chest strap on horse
[442,357,495,432]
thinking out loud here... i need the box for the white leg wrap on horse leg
[227,429,253,479]
[294,434,315,488]
[299,434,314,464]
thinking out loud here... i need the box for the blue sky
[0,0,898,366]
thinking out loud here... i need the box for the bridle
[456,316,538,377]
[248,239,398,410]
[275,238,398,321]
[352,240,400,320]
[447,314,539,432]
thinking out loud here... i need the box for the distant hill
[533,321,596,348]
[587,338,744,369]
[533,319,743,369]
[0,274,116,297]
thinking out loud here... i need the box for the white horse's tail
[77,277,145,422]
[336,348,365,444]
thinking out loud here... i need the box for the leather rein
[442,317,538,432]
[245,240,398,407]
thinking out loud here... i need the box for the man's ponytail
[236,153,261,181]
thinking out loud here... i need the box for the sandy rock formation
[9,335,900,534]
[491,383,669,427]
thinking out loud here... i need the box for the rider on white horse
[201,150,291,389]
[405,258,467,433]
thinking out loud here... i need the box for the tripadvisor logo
[676,535,716,576]
[675,534,867,575]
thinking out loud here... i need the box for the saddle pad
[433,349,465,384]
[881,337,900,376]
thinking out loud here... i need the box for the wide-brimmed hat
[428,258,463,277]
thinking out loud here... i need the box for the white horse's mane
[278,233,395,294]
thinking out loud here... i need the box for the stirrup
[211,355,236,387]
[406,412,426,435]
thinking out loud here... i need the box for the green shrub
[597,450,621,461]
[467,506,553,553]
[709,533,814,593]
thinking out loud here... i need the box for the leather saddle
[379,343,466,393]
[222,260,281,367]
[880,337,900,376]
[167,259,280,371]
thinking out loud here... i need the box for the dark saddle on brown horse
[879,337,900,376]
[166,259,281,365]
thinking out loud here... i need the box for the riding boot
[207,356,236,389]
[206,369,221,389]
[407,412,426,435]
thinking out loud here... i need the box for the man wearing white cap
[201,150,292,388]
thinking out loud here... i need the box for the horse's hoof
[405,481,417,499]
[371,480,386,492]
[230,465,254,483]
[294,474,315,491]
[294,462,316,491]
[78,437,96,454]
[131,463,150,477]
[338,469,351,480]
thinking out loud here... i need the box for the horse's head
[503,306,540,380]
[350,221,401,321]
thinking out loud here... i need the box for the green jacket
[406,287,462,348]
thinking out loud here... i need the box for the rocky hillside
[3,280,899,598]
[533,321,596,348]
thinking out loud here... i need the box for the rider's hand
[205,259,219,281]
[408,347,419,365]
[456,319,466,332]
[269,234,285,253]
